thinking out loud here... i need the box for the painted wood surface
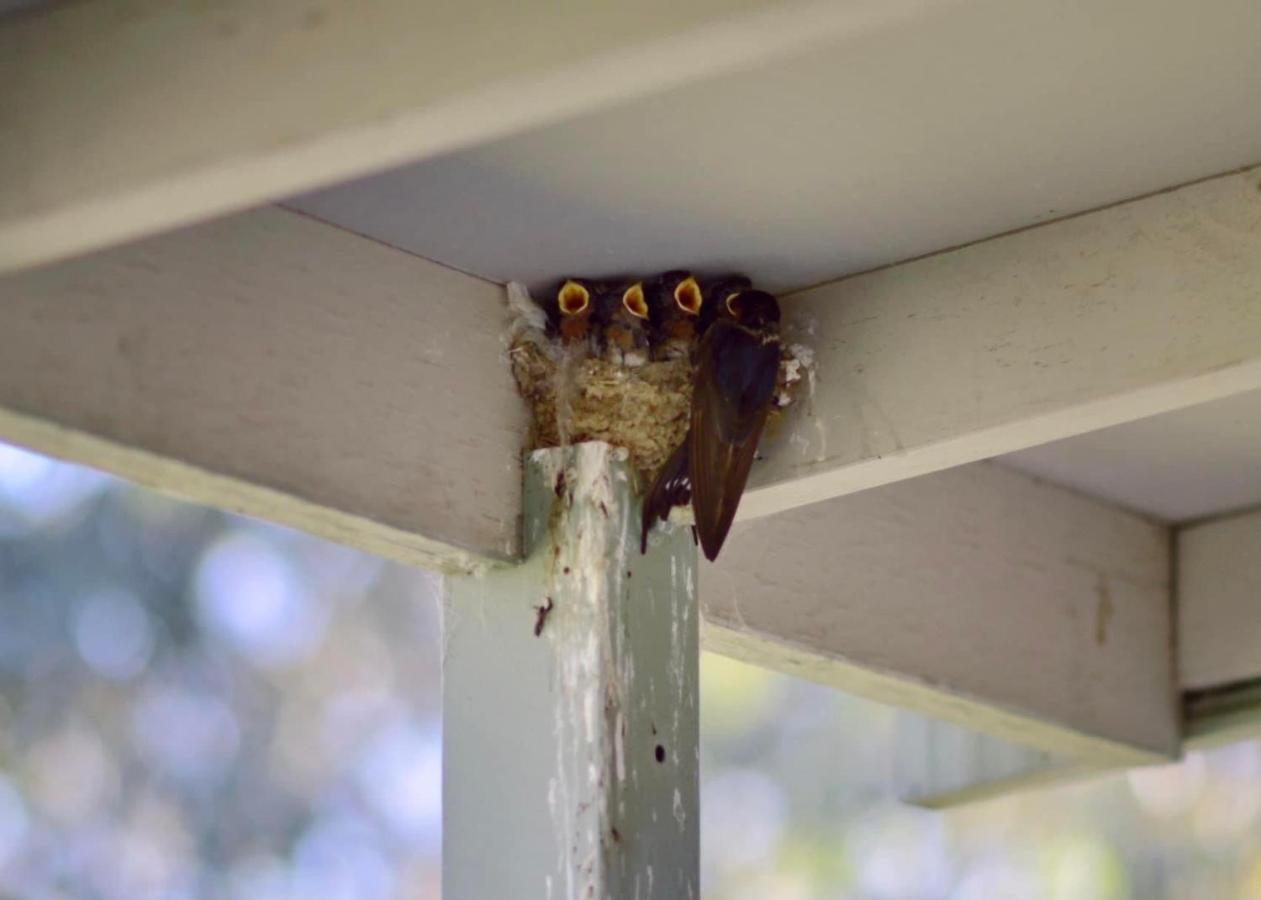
[1184,680,1261,749]
[0,0,953,272]
[444,443,698,899]
[744,166,1261,521]
[703,461,1178,763]
[0,197,1212,778]
[7,169,1261,556]
[1179,507,1261,690]
[0,207,523,573]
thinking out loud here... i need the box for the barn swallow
[641,289,781,561]
[544,278,596,351]
[647,271,704,360]
[597,281,651,366]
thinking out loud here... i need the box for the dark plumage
[596,281,651,366]
[646,271,704,361]
[641,289,781,561]
[544,278,596,350]
[640,435,691,553]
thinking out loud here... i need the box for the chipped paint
[446,442,697,898]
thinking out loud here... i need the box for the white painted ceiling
[291,0,1261,294]
[288,0,1261,523]
[1003,390,1261,523]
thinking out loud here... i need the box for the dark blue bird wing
[689,320,780,561]
[640,436,691,554]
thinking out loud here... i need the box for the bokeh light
[0,775,29,868]
[194,533,328,669]
[703,767,787,882]
[291,814,396,900]
[2,440,1261,899]
[73,588,154,681]
[354,717,442,850]
[131,685,241,783]
[0,442,109,534]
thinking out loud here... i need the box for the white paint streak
[447,443,697,897]
[614,713,627,783]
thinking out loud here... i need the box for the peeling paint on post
[444,442,699,899]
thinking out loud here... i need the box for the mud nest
[510,342,690,480]
[505,281,813,484]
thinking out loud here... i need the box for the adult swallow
[544,278,596,350]
[597,280,651,366]
[641,289,781,561]
[647,271,704,360]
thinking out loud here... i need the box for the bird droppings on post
[445,443,696,895]
[534,596,554,637]
[506,278,814,560]
[510,443,700,895]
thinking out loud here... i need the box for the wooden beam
[0,206,523,573]
[744,165,1261,521]
[7,173,1261,559]
[0,195,1197,786]
[1184,681,1261,749]
[1184,511,1261,754]
[903,502,1261,798]
[0,0,951,272]
[702,461,1178,764]
[445,444,698,899]
[1178,507,1261,691]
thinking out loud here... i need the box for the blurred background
[0,440,1257,900]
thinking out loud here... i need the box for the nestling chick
[544,278,596,352]
[596,281,651,367]
[647,271,704,361]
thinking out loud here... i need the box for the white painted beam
[0,199,1193,785]
[745,165,1261,521]
[1179,507,1261,691]
[445,444,698,899]
[703,461,1178,764]
[1184,681,1261,750]
[6,169,1261,560]
[0,0,952,272]
[1182,508,1261,750]
[0,206,523,573]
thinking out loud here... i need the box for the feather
[688,319,780,561]
[640,437,691,553]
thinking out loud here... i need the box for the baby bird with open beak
[544,278,597,354]
[647,271,704,361]
[596,280,651,367]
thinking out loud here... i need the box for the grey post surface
[444,442,699,899]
